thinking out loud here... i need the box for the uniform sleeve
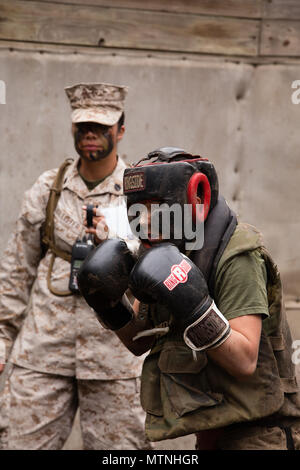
[0,169,57,362]
[214,249,269,322]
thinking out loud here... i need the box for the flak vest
[140,197,300,442]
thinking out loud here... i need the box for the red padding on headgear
[187,172,211,222]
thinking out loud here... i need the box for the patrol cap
[65,82,128,126]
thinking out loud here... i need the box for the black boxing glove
[129,243,231,351]
[78,239,135,330]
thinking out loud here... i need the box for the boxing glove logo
[163,259,191,291]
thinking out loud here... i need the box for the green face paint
[74,122,114,161]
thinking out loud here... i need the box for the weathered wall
[0,0,300,450]
[1,48,299,304]
[2,0,300,59]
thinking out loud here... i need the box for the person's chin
[141,240,153,249]
[79,149,109,161]
[141,238,164,249]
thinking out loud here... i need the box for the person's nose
[85,129,97,139]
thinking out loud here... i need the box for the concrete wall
[1,47,300,304]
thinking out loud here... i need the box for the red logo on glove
[163,259,191,291]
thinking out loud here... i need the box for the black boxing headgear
[124,147,219,225]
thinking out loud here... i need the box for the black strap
[41,158,73,260]
[281,426,295,450]
[135,147,191,165]
[191,196,237,297]
[86,204,94,228]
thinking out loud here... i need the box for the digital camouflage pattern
[0,156,151,449]
[0,156,143,379]
[65,83,128,126]
[8,365,152,450]
[0,378,9,449]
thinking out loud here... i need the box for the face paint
[74,123,114,161]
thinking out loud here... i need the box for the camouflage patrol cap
[65,82,128,126]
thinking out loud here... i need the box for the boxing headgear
[124,147,219,225]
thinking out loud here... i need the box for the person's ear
[117,125,125,142]
[71,123,77,136]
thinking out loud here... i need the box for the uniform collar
[62,156,126,199]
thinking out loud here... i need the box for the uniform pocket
[161,373,223,418]
[54,206,82,250]
[158,342,207,373]
[158,342,223,418]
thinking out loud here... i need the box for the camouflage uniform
[0,375,10,449]
[0,83,152,450]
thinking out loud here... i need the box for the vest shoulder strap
[215,222,264,279]
[40,158,73,261]
[191,196,237,297]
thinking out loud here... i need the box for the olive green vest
[140,223,300,442]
